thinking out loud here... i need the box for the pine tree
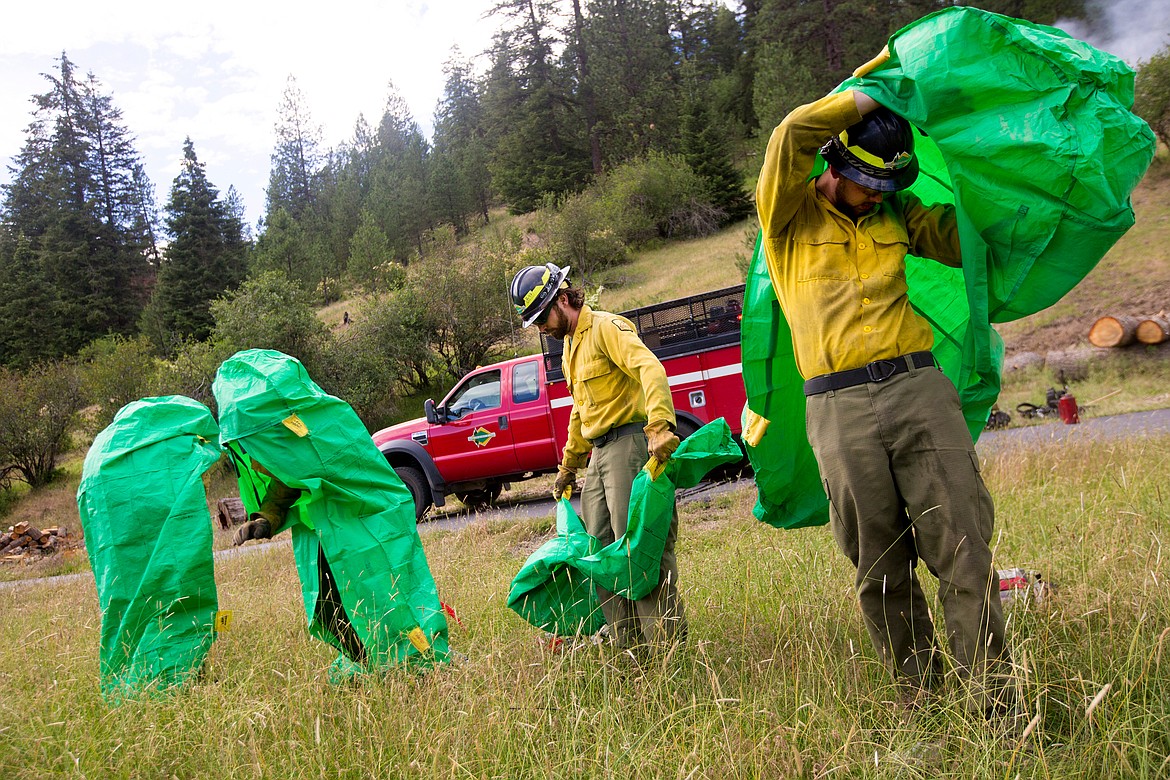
[0,54,155,359]
[431,52,493,232]
[266,76,322,221]
[483,1,590,212]
[681,98,751,223]
[143,139,246,349]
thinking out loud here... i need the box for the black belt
[590,421,645,448]
[803,351,936,397]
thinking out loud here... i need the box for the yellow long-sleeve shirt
[756,90,962,380]
[560,305,676,470]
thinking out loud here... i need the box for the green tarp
[743,6,1155,529]
[509,419,741,635]
[213,349,448,675]
[77,396,222,700]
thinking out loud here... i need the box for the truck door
[509,359,559,472]
[429,368,520,482]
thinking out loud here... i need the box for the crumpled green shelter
[77,396,222,700]
[743,7,1155,529]
[213,349,448,674]
[509,419,741,635]
[508,496,605,637]
[578,418,742,599]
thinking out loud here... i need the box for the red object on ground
[1058,394,1079,424]
[440,601,466,630]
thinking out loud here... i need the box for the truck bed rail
[541,284,745,382]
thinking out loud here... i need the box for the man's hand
[553,466,577,499]
[232,516,272,546]
[646,426,680,463]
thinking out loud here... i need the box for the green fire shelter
[77,395,222,700]
[213,349,449,676]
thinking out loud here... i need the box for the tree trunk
[1135,315,1170,345]
[1088,315,1141,347]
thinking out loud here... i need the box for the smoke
[1055,0,1170,66]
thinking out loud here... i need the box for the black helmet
[510,263,570,327]
[820,107,919,192]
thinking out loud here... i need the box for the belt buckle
[866,359,898,383]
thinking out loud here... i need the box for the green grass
[2,433,1168,778]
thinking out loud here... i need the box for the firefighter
[756,85,1012,712]
[510,264,685,648]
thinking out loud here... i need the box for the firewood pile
[1,521,70,562]
[1088,311,1170,348]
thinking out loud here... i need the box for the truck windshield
[447,370,502,418]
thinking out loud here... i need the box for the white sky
[0,1,1164,231]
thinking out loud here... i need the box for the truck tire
[674,418,699,442]
[394,465,430,521]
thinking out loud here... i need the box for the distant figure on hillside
[342,311,351,326]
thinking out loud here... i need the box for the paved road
[976,407,1170,454]
[5,408,1167,592]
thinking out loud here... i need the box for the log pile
[1088,311,1169,347]
[1,521,69,562]
[215,497,247,530]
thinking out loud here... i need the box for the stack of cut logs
[1088,311,1170,348]
[1,521,69,561]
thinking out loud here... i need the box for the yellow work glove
[232,515,272,546]
[553,466,577,500]
[645,424,680,463]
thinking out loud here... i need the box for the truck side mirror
[424,399,441,425]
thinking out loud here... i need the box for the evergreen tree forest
[0,0,1114,459]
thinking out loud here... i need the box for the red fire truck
[371,284,748,519]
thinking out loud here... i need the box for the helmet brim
[835,156,919,192]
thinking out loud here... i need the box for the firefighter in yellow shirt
[757,88,1011,712]
[510,263,685,649]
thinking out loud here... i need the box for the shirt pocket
[792,223,851,282]
[869,220,911,295]
[574,358,612,408]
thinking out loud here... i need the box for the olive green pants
[806,362,1009,701]
[582,429,687,648]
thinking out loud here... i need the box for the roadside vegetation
[2,431,1167,778]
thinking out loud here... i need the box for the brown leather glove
[232,515,272,546]
[552,466,577,499]
[646,425,680,463]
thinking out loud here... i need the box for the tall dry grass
[2,432,1167,778]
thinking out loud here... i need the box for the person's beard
[545,319,570,340]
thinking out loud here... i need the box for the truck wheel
[674,419,699,442]
[456,484,502,511]
[394,465,430,521]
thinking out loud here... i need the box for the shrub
[593,152,720,243]
[208,271,330,373]
[0,360,85,488]
[544,189,632,281]
[77,335,162,431]
[1135,44,1170,149]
